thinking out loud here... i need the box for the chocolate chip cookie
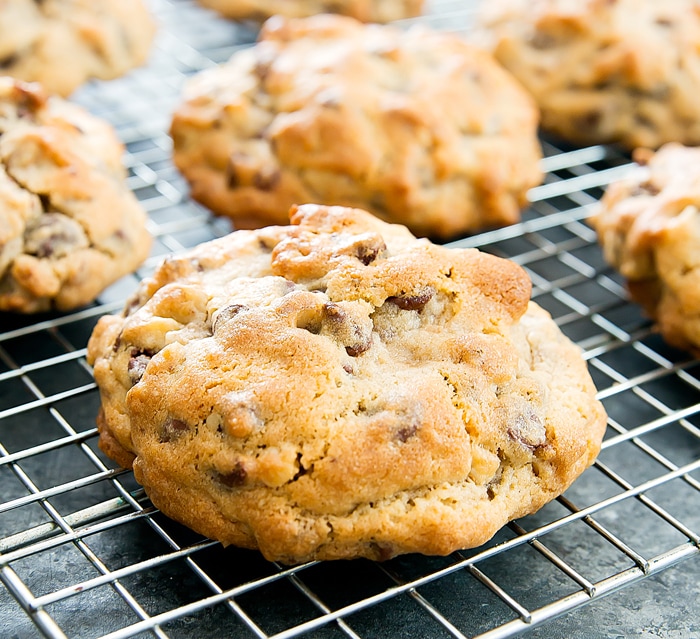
[476,0,700,149]
[0,0,156,97]
[592,143,700,352]
[0,78,152,313]
[170,14,542,240]
[197,0,423,22]
[87,203,607,564]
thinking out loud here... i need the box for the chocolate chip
[0,54,17,69]
[323,302,372,356]
[529,32,557,50]
[631,179,660,197]
[253,168,281,191]
[387,286,435,311]
[355,238,386,265]
[578,110,602,131]
[24,213,89,259]
[395,423,418,443]
[369,542,395,562]
[344,342,369,357]
[217,462,247,487]
[507,411,546,450]
[225,158,240,189]
[127,348,153,385]
[213,304,247,332]
[160,417,189,443]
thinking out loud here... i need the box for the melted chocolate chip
[355,238,386,265]
[217,462,247,487]
[160,417,189,443]
[387,287,435,311]
[127,348,153,385]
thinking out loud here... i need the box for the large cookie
[197,0,423,23]
[591,143,700,353]
[170,14,542,240]
[87,204,607,564]
[476,0,700,149]
[0,78,152,313]
[0,0,156,97]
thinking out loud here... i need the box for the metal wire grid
[1,0,700,637]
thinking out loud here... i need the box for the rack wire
[1,1,699,637]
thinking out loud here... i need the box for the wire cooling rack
[2,1,700,638]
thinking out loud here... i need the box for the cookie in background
[0,0,156,97]
[475,0,700,150]
[0,78,152,313]
[170,14,543,241]
[195,0,424,23]
[591,143,700,353]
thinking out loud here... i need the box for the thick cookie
[476,0,700,149]
[0,78,152,313]
[170,14,542,240]
[197,0,423,22]
[87,204,606,564]
[591,143,700,353]
[0,0,156,97]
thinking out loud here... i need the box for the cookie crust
[477,0,700,149]
[170,14,542,240]
[0,78,151,313]
[88,204,606,563]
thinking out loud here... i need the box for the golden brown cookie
[591,143,700,353]
[476,0,700,149]
[170,14,542,240]
[87,203,607,564]
[0,0,156,97]
[0,78,152,313]
[196,0,423,22]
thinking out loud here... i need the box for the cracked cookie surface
[0,0,155,97]
[0,78,152,313]
[170,14,542,240]
[87,204,606,563]
[476,0,700,149]
[592,143,700,353]
[197,0,423,22]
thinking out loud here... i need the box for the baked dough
[87,204,606,563]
